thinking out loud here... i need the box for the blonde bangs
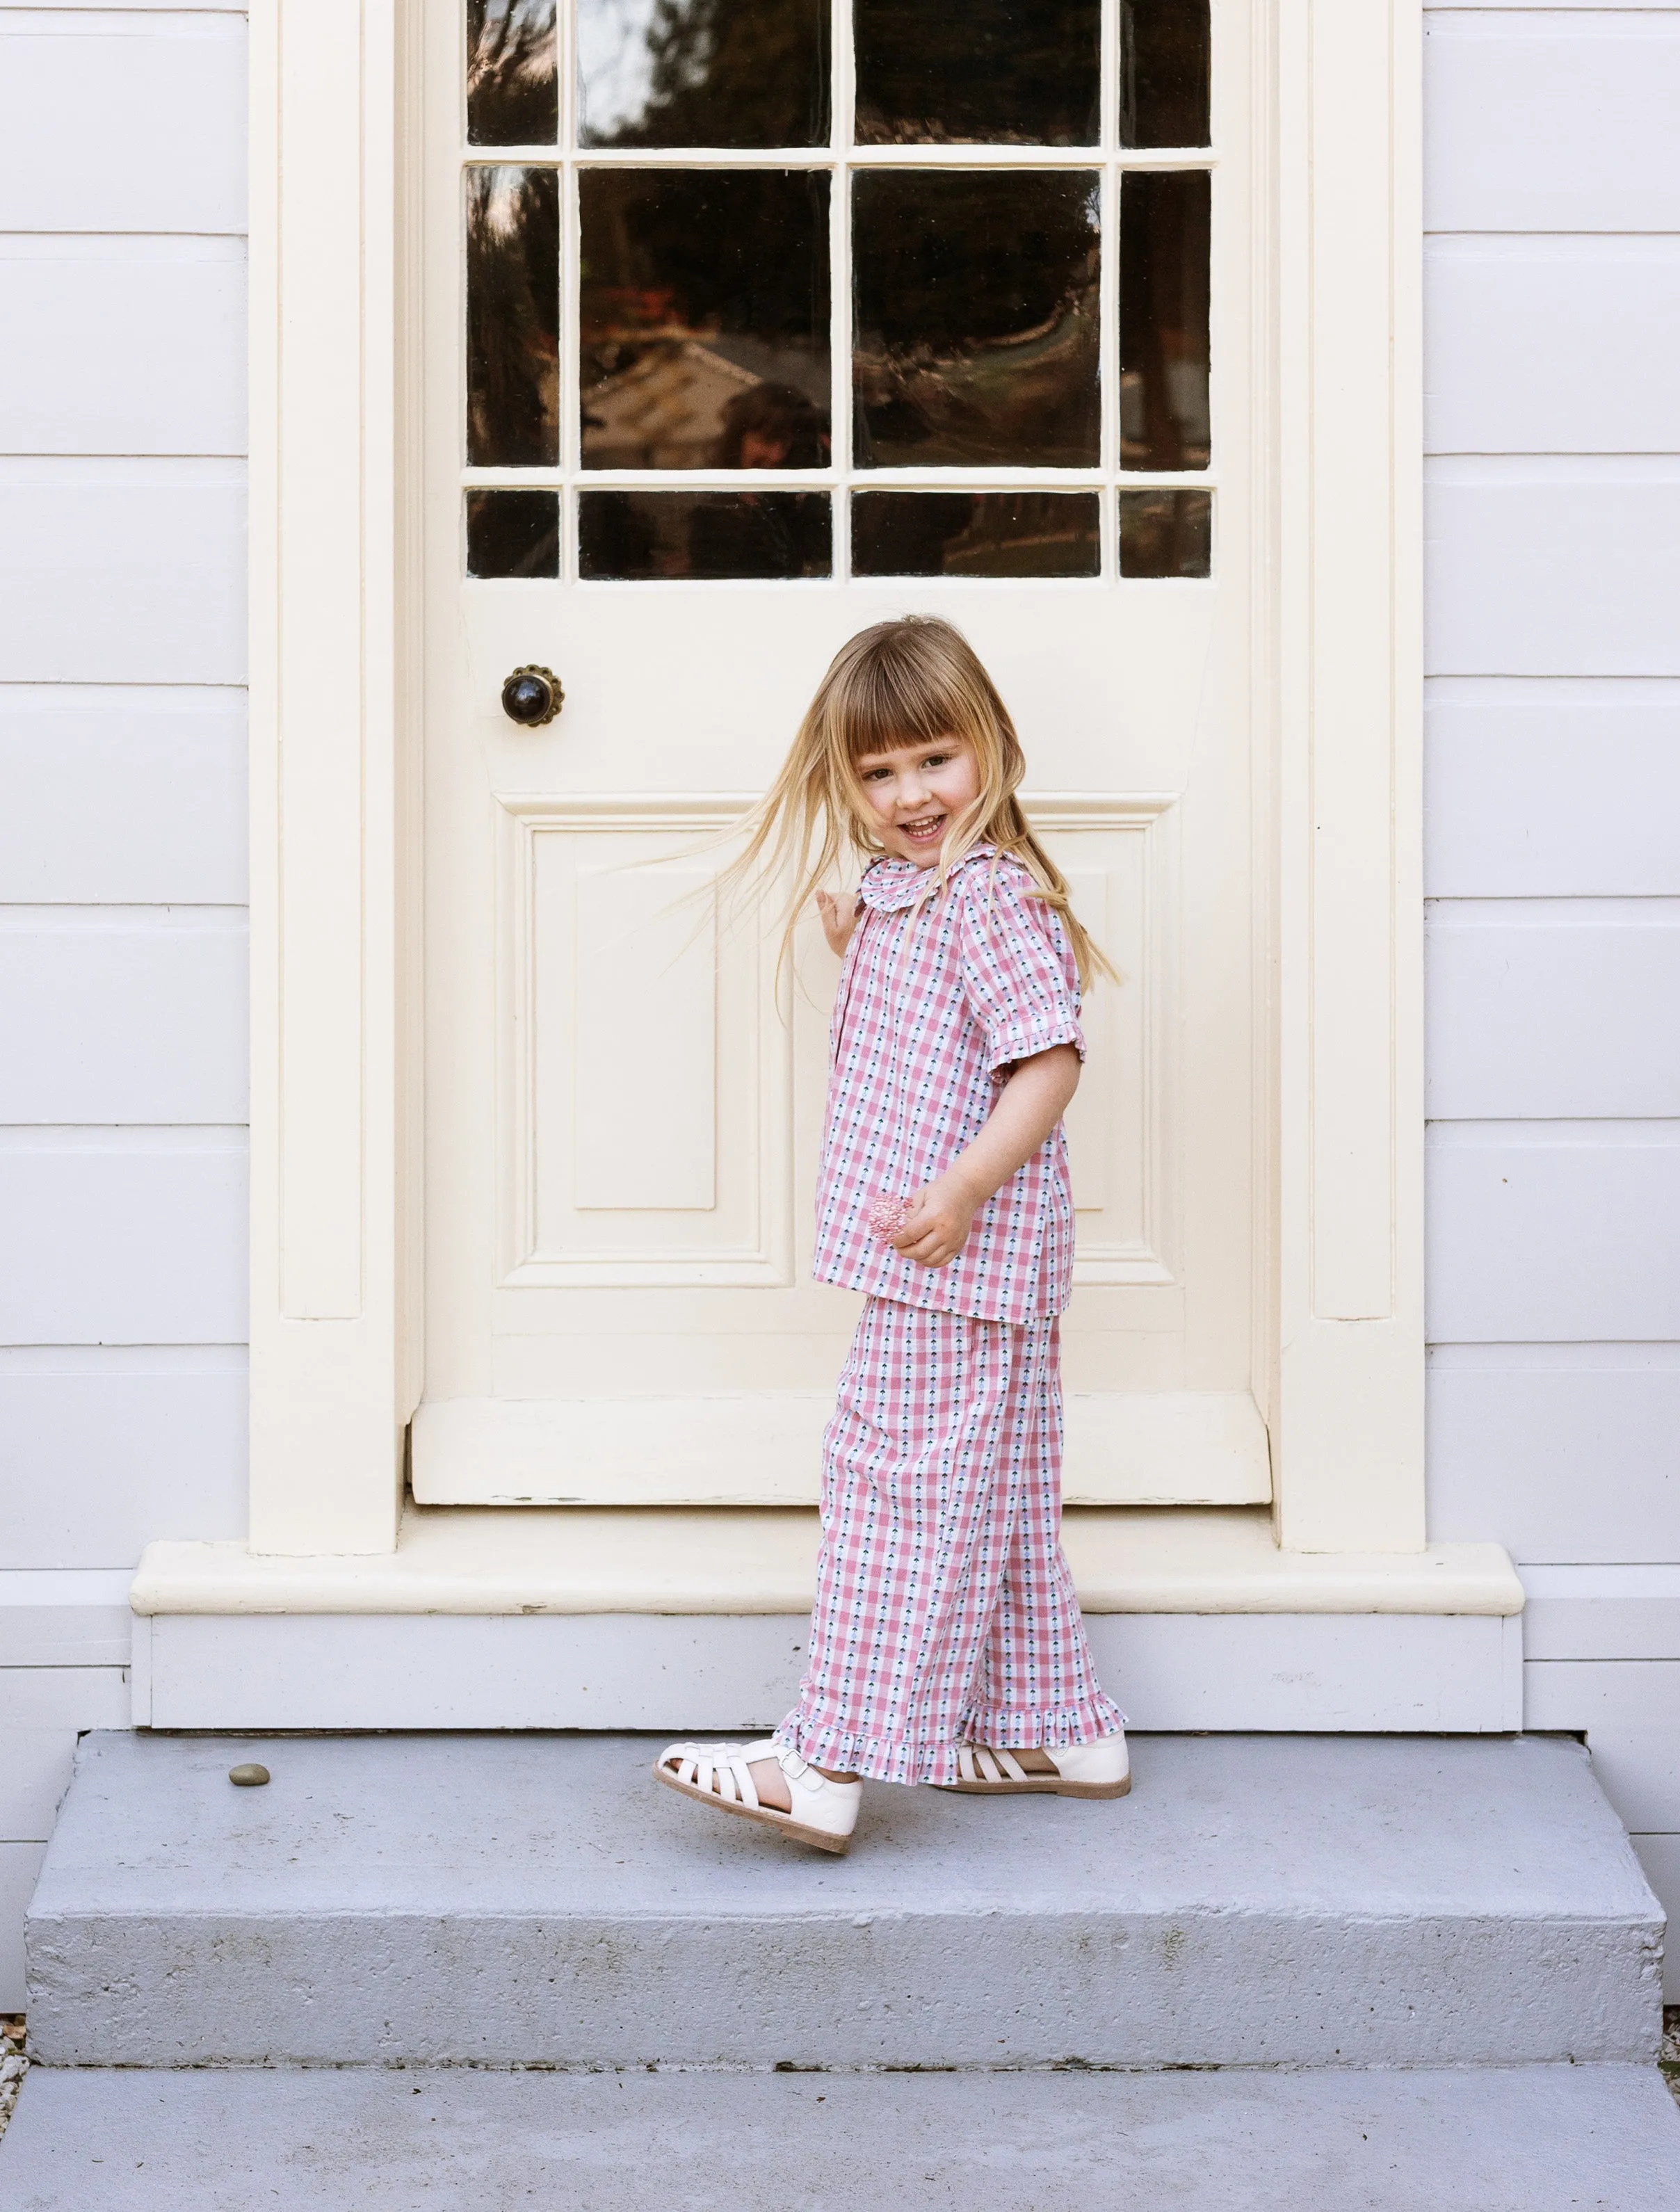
[826,631,990,762]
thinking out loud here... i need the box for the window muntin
[462,0,1215,579]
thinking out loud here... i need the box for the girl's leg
[776,1295,1025,1788]
[961,1318,1127,1752]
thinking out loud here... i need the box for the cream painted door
[416,0,1266,1508]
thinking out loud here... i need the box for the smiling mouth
[898,812,946,845]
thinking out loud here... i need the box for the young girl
[654,616,1129,1852]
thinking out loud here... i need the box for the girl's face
[853,732,983,864]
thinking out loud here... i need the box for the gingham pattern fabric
[811,846,1085,1326]
[777,1295,1126,1788]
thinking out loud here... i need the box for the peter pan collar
[857,843,1001,914]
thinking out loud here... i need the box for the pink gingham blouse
[812,845,1085,1324]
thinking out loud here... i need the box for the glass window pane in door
[579,490,832,577]
[855,0,1100,147]
[580,170,831,469]
[1119,168,1209,469]
[1119,1,1210,148]
[853,170,1100,467]
[467,165,560,466]
[467,1,558,146]
[467,489,561,576]
[577,0,830,148]
[1119,487,1211,575]
[852,491,1099,576]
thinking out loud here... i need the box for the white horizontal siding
[1425,3,1680,1907]
[0,1727,81,1841]
[1426,1124,1680,1343]
[1527,1659,1680,1828]
[1426,462,1680,677]
[1426,902,1680,1119]
[0,910,247,1123]
[0,236,246,456]
[1425,237,1680,455]
[1522,1566,1680,1658]
[1428,1350,1680,1563]
[0,688,247,904]
[0,460,245,684]
[8,1,242,10]
[1425,681,1680,898]
[1432,2,1680,11]
[1424,15,1680,232]
[0,1,255,1998]
[0,1353,247,1567]
[0,1569,134,1665]
[0,1131,247,1344]
[0,11,245,233]
[0,1665,131,1731]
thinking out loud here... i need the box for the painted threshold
[131,1508,1523,1619]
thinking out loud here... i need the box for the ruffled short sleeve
[956,859,1086,1073]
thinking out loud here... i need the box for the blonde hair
[727,615,1116,990]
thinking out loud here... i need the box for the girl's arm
[889,1042,1081,1270]
[816,889,859,958]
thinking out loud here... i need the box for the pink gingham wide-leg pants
[776,1295,1126,1787]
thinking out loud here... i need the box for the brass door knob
[501,665,563,726]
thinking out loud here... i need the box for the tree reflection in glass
[1119,168,1209,469]
[467,0,558,145]
[853,170,1100,467]
[579,170,830,469]
[1120,0,1210,150]
[577,0,829,148]
[855,0,1099,147]
[467,166,560,466]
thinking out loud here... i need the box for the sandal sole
[939,1775,1133,1799]
[652,1759,853,1853]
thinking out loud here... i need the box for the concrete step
[3,2062,1679,2210]
[26,1731,1663,2069]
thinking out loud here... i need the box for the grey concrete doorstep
[1,2062,1679,2211]
[27,1731,1663,2069]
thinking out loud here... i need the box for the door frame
[245,0,1423,1560]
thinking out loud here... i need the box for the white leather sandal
[653,1738,862,1854]
[939,1733,1131,1799]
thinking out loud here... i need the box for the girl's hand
[889,1171,981,1269]
[816,888,860,959]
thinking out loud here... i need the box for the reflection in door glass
[579,170,831,469]
[467,489,561,577]
[853,492,1099,577]
[467,0,558,145]
[853,170,1100,467]
[467,166,560,466]
[1118,487,1211,575]
[577,0,830,147]
[855,0,1099,147]
[1119,169,1209,469]
[579,491,832,577]
[1120,0,1210,149]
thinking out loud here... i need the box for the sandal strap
[749,1739,827,1800]
[665,1741,761,1809]
[956,1745,1031,1784]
